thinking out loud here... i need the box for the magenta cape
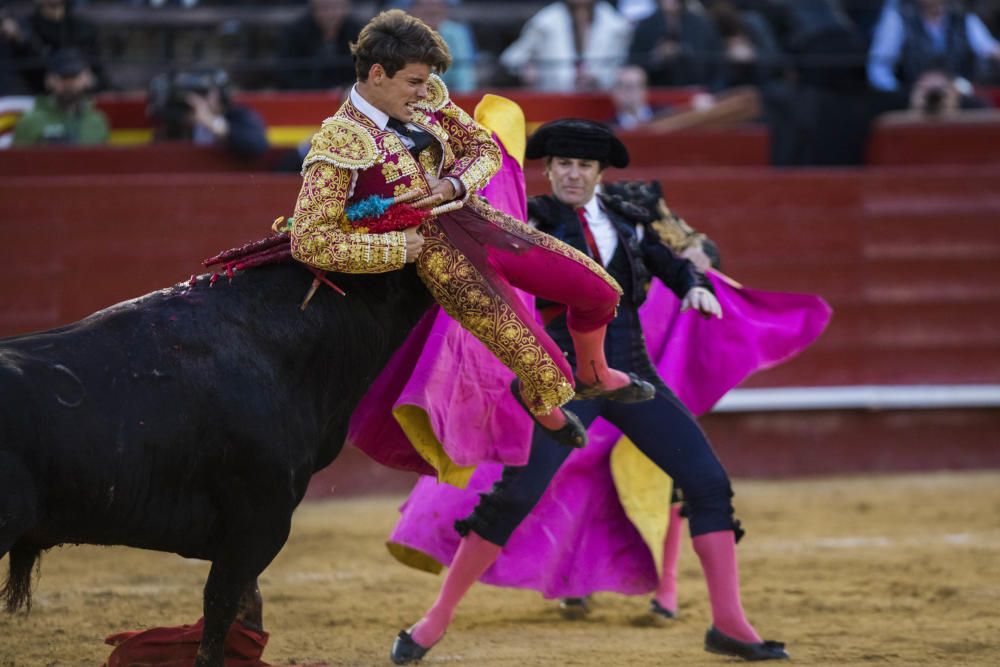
[386,275,832,597]
[346,143,534,486]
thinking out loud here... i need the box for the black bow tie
[387,117,433,156]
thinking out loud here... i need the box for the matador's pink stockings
[569,326,633,390]
[692,530,762,644]
[409,533,501,648]
[654,503,685,614]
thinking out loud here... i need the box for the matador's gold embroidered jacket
[290,75,502,274]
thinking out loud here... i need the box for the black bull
[0,262,433,666]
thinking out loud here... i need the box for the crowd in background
[3,0,1000,164]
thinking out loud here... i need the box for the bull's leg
[235,579,263,632]
[0,453,40,613]
[0,454,36,558]
[194,515,291,667]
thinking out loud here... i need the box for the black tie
[387,118,433,156]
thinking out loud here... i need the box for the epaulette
[302,117,379,172]
[415,73,449,113]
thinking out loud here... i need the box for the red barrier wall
[3,166,998,383]
[5,119,999,182]
[2,165,998,490]
[94,88,704,130]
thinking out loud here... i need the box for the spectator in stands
[868,0,1000,97]
[761,0,873,166]
[278,0,363,90]
[775,0,866,91]
[404,0,478,92]
[147,69,269,160]
[877,65,1000,122]
[499,0,632,91]
[707,0,785,88]
[617,0,658,22]
[608,64,662,129]
[628,0,727,90]
[12,48,108,146]
[1,0,105,94]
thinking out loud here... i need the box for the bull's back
[0,278,301,556]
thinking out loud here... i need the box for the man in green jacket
[13,48,108,146]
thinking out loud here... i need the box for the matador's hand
[403,227,424,262]
[681,287,722,319]
[426,175,459,202]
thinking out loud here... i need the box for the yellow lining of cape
[473,93,526,167]
[609,436,674,573]
[393,404,474,488]
[385,541,445,574]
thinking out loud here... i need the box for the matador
[288,9,654,449]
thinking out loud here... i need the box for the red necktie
[576,207,604,265]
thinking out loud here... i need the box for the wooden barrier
[2,165,999,487]
[867,114,1000,165]
[4,166,998,385]
[93,88,704,146]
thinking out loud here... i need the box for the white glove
[681,286,722,319]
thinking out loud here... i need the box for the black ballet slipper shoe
[511,379,587,448]
[390,629,436,665]
[649,599,676,619]
[558,597,591,620]
[573,371,656,403]
[704,626,789,661]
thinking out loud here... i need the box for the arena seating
[4,88,994,174]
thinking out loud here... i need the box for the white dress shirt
[580,192,619,267]
[348,84,463,195]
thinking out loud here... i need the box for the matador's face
[545,156,603,209]
[368,62,431,123]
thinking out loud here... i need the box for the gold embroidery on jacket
[650,200,707,252]
[291,163,406,273]
[437,104,502,195]
[415,74,449,113]
[417,220,575,414]
[302,118,378,172]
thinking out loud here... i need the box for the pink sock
[409,533,501,648]
[691,530,762,644]
[654,504,684,613]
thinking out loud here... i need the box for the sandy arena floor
[2,471,999,666]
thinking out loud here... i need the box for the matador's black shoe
[511,379,587,448]
[558,596,591,620]
[574,371,656,403]
[649,599,676,619]
[704,626,789,661]
[390,629,433,665]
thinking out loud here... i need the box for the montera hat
[524,118,629,168]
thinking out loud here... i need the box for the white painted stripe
[757,531,1000,554]
[711,385,1000,412]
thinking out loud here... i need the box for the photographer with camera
[147,69,269,160]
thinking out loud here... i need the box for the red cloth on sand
[104,617,269,667]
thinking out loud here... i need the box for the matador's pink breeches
[416,196,622,415]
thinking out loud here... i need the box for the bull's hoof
[390,629,432,665]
